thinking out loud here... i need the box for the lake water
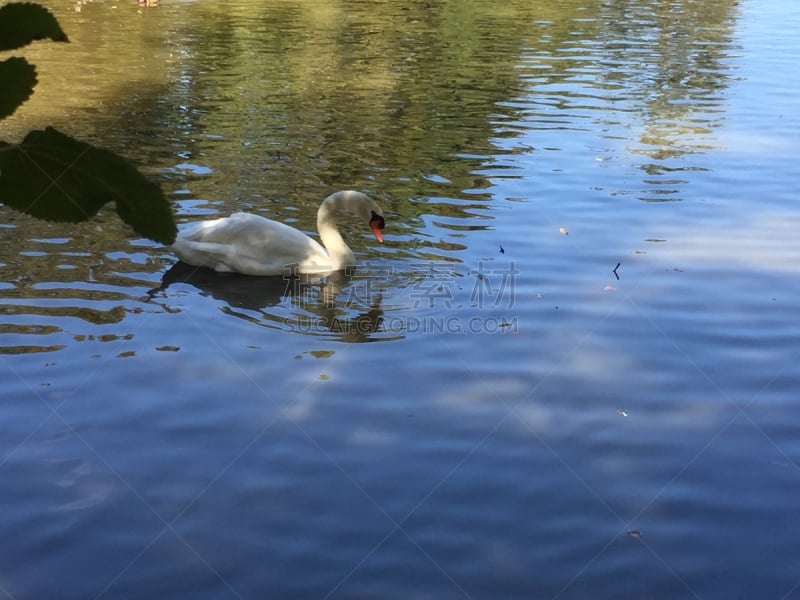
[2,0,800,598]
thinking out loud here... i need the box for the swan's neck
[317,192,356,269]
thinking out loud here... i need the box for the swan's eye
[370,211,385,229]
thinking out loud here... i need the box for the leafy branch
[0,2,176,244]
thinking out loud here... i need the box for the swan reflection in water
[152,261,396,342]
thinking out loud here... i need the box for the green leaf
[0,3,69,51]
[0,127,176,244]
[0,57,37,119]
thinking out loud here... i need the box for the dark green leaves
[0,2,64,119]
[0,57,36,120]
[0,3,68,51]
[0,4,175,244]
[0,128,177,244]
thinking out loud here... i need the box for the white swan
[170,190,385,276]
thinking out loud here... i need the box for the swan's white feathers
[170,191,383,276]
[172,213,331,275]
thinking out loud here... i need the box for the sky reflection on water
[1,0,800,598]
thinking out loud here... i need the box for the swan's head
[323,190,385,243]
[354,192,385,243]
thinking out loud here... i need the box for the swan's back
[172,213,329,276]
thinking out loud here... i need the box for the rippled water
[2,0,800,597]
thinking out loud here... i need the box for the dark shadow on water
[151,262,400,343]
[154,261,294,309]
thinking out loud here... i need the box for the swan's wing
[172,213,329,275]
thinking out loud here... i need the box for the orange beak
[369,213,385,243]
[370,220,384,243]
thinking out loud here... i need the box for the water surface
[2,0,800,598]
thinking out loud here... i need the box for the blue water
[2,0,800,598]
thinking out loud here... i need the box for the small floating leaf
[559,227,568,235]
[627,529,641,538]
[617,410,628,417]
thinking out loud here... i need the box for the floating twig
[612,262,621,280]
